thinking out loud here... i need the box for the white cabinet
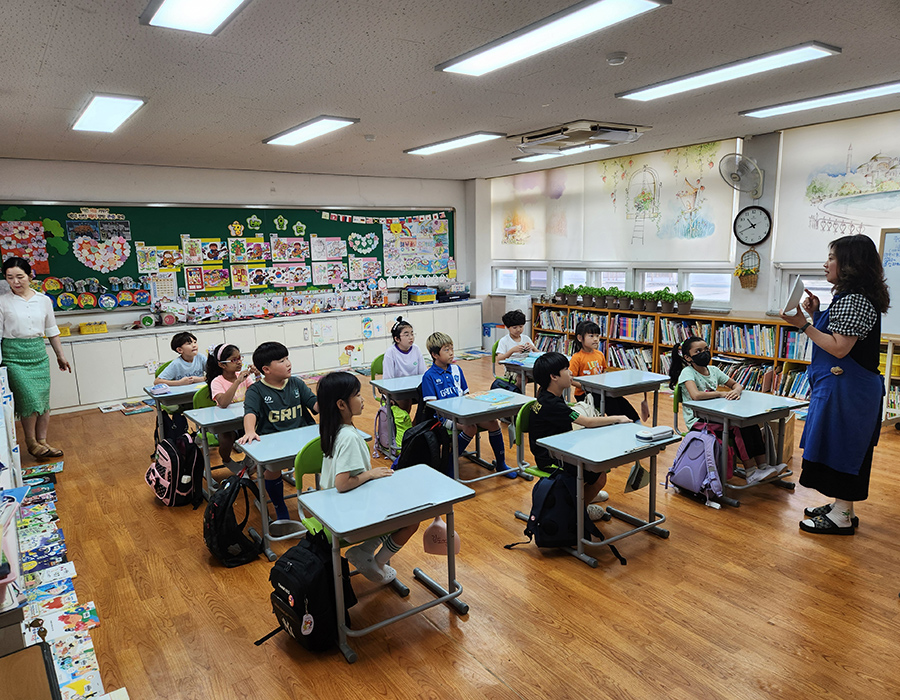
[255,323,285,348]
[337,315,361,343]
[120,336,159,369]
[288,346,314,373]
[283,319,311,347]
[405,309,434,342]
[124,367,155,398]
[192,328,225,354]
[313,343,341,371]
[48,343,80,410]
[72,339,126,404]
[457,303,483,349]
[433,306,459,344]
[226,325,257,356]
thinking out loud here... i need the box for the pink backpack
[145,434,204,508]
[666,428,724,506]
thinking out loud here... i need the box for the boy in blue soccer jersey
[421,332,516,478]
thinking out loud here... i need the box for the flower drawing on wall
[502,210,533,245]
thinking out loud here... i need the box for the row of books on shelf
[658,319,712,346]
[609,314,654,343]
[780,328,813,361]
[714,324,777,358]
[570,311,608,335]
[535,309,567,332]
[712,357,773,393]
[777,367,811,399]
[888,385,900,412]
[608,344,654,372]
[536,333,572,354]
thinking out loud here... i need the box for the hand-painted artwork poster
[201,239,226,263]
[348,256,381,281]
[383,218,450,276]
[231,264,250,291]
[65,220,100,241]
[156,245,182,271]
[98,220,131,240]
[228,237,248,263]
[202,267,230,291]
[312,261,347,286]
[181,237,203,265]
[184,266,205,292]
[310,236,347,261]
[0,221,51,273]
[245,237,270,263]
[136,245,159,273]
[270,235,309,262]
[248,265,272,288]
[272,263,311,287]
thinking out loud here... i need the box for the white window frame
[522,266,551,293]
[776,265,833,311]
[492,266,520,293]
[636,269,679,294]
[682,269,734,310]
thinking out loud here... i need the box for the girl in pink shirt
[206,343,258,471]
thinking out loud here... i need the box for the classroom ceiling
[2,0,900,182]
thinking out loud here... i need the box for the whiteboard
[879,229,900,337]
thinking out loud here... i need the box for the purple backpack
[666,428,724,506]
[145,433,204,508]
[372,402,396,458]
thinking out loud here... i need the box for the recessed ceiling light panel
[438,0,669,77]
[264,116,360,146]
[617,41,841,101]
[140,0,253,36]
[72,95,145,133]
[741,80,900,118]
[405,132,505,156]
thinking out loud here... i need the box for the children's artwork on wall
[136,245,159,273]
[98,220,131,240]
[246,238,270,263]
[348,256,382,280]
[248,265,272,288]
[338,344,364,367]
[246,214,262,231]
[156,246,182,271]
[201,239,225,263]
[184,266,205,292]
[274,215,289,231]
[149,271,177,302]
[272,263,311,287]
[369,288,389,306]
[65,220,100,241]
[228,237,248,263]
[292,220,307,235]
[182,237,203,265]
[0,221,51,273]
[270,235,310,262]
[775,111,900,262]
[231,264,250,291]
[202,267,230,291]
[310,236,347,260]
[312,261,347,286]
[72,236,131,273]
[383,218,450,276]
[228,221,244,237]
[311,319,337,346]
[348,231,379,254]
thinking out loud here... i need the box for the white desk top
[370,376,422,394]
[143,382,202,403]
[237,424,370,466]
[297,464,474,538]
[575,369,668,393]
[536,422,681,470]
[184,403,244,428]
[428,389,534,420]
[500,352,545,369]
[681,390,808,420]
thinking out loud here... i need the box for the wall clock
[733,205,772,246]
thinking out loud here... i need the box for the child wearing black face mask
[668,336,785,485]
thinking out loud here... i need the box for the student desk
[574,369,669,425]
[370,375,422,404]
[237,425,371,561]
[143,382,202,438]
[681,391,809,507]
[297,464,474,663]
[499,354,542,396]
[427,390,535,484]
[183,404,244,499]
[535,423,680,568]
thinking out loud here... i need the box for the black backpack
[394,418,452,476]
[490,377,522,394]
[505,470,626,565]
[203,474,263,567]
[144,433,204,508]
[154,410,189,445]
[256,531,357,652]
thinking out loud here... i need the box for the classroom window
[525,269,547,290]
[600,271,626,288]
[686,272,732,304]
[640,271,678,293]
[494,268,518,291]
[558,269,587,288]
[791,274,834,308]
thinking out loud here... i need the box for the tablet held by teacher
[0,256,72,460]
[780,235,890,536]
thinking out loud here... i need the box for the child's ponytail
[668,336,704,389]
[206,343,238,389]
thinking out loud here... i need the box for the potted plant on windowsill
[605,286,620,309]
[557,285,578,305]
[631,290,645,312]
[577,285,593,307]
[594,287,608,308]
[642,291,658,313]
[656,286,676,314]
[617,288,633,311]
[675,290,694,315]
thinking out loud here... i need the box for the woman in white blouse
[0,257,71,459]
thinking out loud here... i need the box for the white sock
[826,499,853,526]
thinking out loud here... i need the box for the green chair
[513,399,552,479]
[154,360,178,413]
[294,437,327,536]
[672,384,686,435]
[192,384,220,447]
[370,353,385,398]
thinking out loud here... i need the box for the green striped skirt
[2,337,51,418]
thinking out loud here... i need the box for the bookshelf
[882,337,900,426]
[532,301,816,398]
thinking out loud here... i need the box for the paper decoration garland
[72,236,131,273]
[348,231,379,254]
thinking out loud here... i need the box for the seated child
[569,320,649,423]
[495,309,536,391]
[154,331,206,386]
[238,342,319,521]
[318,371,419,584]
[382,316,425,413]
[668,336,786,484]
[421,331,517,478]
[205,343,258,472]
[529,352,633,520]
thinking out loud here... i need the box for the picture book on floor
[23,601,99,643]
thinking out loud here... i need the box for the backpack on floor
[394,418,452,476]
[154,410,189,445]
[203,474,262,567]
[666,427,724,505]
[145,433,204,508]
[372,401,397,458]
[256,530,357,652]
[505,469,626,565]
[490,377,522,394]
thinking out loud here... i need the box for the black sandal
[803,503,859,528]
[799,514,855,536]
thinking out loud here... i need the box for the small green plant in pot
[641,291,658,313]
[631,290,645,312]
[605,286,620,309]
[675,290,694,315]
[655,286,676,313]
[594,287,608,308]
[558,284,577,305]
[577,284,593,307]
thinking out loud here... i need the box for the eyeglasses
[399,331,415,338]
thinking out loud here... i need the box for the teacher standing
[0,256,72,460]
[781,236,889,535]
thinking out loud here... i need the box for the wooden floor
[37,357,900,699]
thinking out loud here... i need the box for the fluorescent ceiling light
[514,143,611,162]
[72,95,144,133]
[405,132,505,156]
[140,0,252,35]
[617,41,841,101]
[264,116,359,146]
[742,80,900,118]
[438,0,668,77]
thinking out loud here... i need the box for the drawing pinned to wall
[98,220,131,240]
[184,267,204,292]
[248,265,272,288]
[72,236,130,273]
[310,236,347,260]
[136,245,159,273]
[65,220,100,241]
[312,261,347,286]
[383,218,450,275]
[231,264,250,291]
[270,235,309,262]
[348,256,382,280]
[156,245,183,270]
[311,318,336,346]
[245,238,270,263]
[201,239,225,262]
[228,237,248,263]
[339,344,364,367]
[348,231,379,254]
[0,221,51,273]
[181,237,203,265]
[272,263,311,287]
[202,267,230,291]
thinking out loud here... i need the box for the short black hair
[253,341,289,369]
[573,320,602,353]
[2,256,32,277]
[170,331,196,352]
[533,352,569,390]
[502,309,526,327]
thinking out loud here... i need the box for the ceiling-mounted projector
[510,120,649,155]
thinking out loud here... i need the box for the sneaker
[221,459,245,475]
[591,490,609,503]
[346,546,396,583]
[746,465,779,485]
[587,504,609,521]
[772,462,790,476]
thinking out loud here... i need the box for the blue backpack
[666,428,724,506]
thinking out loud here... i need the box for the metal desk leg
[719,418,740,507]
[250,459,277,562]
[155,402,164,441]
[572,463,598,568]
[451,420,460,481]
[333,535,357,663]
[652,389,659,427]
[198,428,216,501]
[599,390,606,416]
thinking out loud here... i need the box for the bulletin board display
[879,228,900,337]
[0,203,454,309]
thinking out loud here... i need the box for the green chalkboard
[0,203,454,306]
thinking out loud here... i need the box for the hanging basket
[736,247,760,290]
[739,274,758,289]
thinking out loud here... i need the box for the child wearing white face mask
[668,336,785,485]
